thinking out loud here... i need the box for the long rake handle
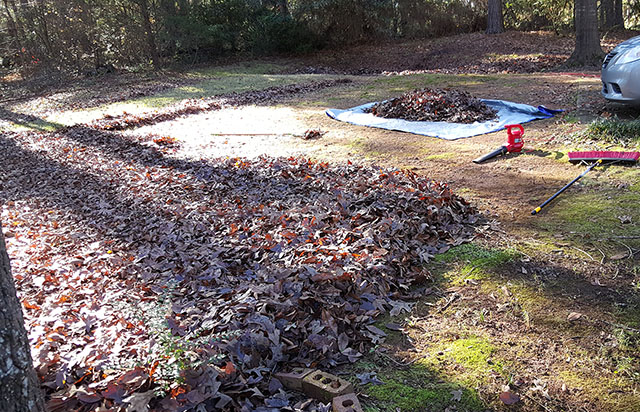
[531,159,602,215]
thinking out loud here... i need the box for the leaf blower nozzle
[473,146,508,164]
[473,124,524,164]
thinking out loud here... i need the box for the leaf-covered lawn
[1,123,480,410]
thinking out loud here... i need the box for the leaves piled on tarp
[366,88,497,123]
[1,127,479,411]
[89,79,351,131]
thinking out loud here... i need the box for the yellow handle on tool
[531,159,602,215]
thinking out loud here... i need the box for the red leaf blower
[473,124,524,164]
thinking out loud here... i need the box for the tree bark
[600,0,615,29]
[613,0,624,28]
[0,220,45,412]
[2,0,18,39]
[136,0,161,68]
[486,0,504,34]
[568,0,604,66]
[276,0,289,17]
[177,0,189,15]
[160,0,177,58]
[600,0,624,29]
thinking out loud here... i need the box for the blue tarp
[326,99,562,140]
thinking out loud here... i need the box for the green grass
[7,60,346,130]
[357,360,486,411]
[533,191,640,242]
[191,61,289,77]
[431,243,519,287]
[346,137,386,158]
[366,381,484,412]
[443,337,502,376]
[434,243,519,268]
[424,152,457,161]
[138,73,337,108]
[357,236,640,411]
[0,117,64,132]
[557,369,640,412]
[370,74,504,100]
[579,116,640,146]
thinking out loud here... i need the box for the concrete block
[274,368,313,392]
[302,370,354,403]
[332,393,363,412]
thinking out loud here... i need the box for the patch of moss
[347,137,385,158]
[366,381,483,411]
[445,337,501,375]
[413,335,505,391]
[534,192,640,241]
[558,370,640,412]
[431,244,518,288]
[372,316,405,346]
[357,362,486,411]
[562,113,580,123]
[434,243,519,269]
[505,282,553,309]
[424,152,457,161]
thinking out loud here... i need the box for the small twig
[375,350,418,368]
[437,292,460,313]
[615,241,633,260]
[597,318,640,334]
[573,247,594,261]
[596,247,606,265]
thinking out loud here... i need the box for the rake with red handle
[531,151,639,216]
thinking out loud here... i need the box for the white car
[601,35,640,103]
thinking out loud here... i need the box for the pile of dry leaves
[1,126,480,411]
[367,88,497,123]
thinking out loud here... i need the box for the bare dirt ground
[2,30,640,411]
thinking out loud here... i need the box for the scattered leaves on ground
[89,80,351,131]
[567,312,583,321]
[499,391,521,405]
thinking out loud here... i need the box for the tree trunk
[136,0,161,68]
[276,0,289,17]
[2,0,18,40]
[160,0,177,58]
[600,0,615,29]
[613,0,624,28]
[5,0,28,65]
[177,0,189,15]
[0,220,45,412]
[568,0,603,66]
[486,0,503,34]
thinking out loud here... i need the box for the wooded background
[0,0,635,72]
